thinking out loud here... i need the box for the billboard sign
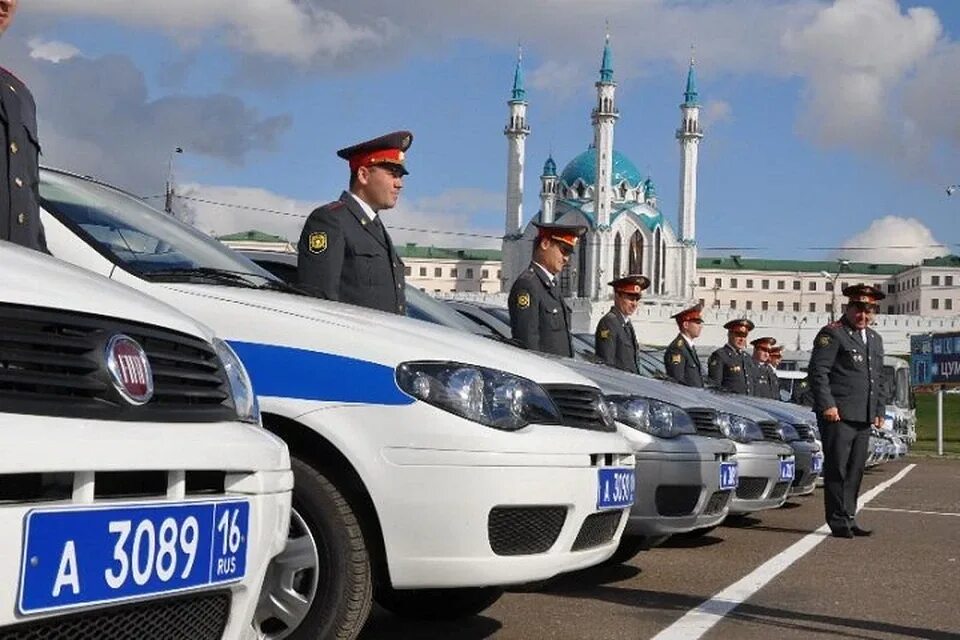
[910,331,960,389]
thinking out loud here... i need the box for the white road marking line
[862,506,960,517]
[652,463,916,640]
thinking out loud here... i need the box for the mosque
[500,36,702,306]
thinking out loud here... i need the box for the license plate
[719,461,738,490]
[597,468,635,510]
[811,453,823,474]
[19,500,249,614]
[779,459,796,481]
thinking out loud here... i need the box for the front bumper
[622,432,737,537]
[0,415,292,639]
[728,441,795,514]
[788,440,822,496]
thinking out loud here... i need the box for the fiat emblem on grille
[105,335,154,405]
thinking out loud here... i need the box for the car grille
[735,477,768,500]
[488,506,567,556]
[794,424,815,441]
[703,490,731,515]
[769,481,790,501]
[572,511,623,551]
[0,303,235,422]
[760,422,783,441]
[686,408,724,437]
[654,485,701,517]
[542,385,615,432]
[0,591,230,640]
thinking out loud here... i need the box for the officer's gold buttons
[14,177,22,188]
[9,142,17,154]
[17,212,26,224]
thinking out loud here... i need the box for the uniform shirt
[752,359,779,400]
[708,344,757,395]
[664,333,704,387]
[595,307,639,373]
[0,67,46,252]
[508,263,573,357]
[297,191,406,314]
[808,318,885,423]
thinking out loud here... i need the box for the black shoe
[851,525,873,537]
[830,527,853,538]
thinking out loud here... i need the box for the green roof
[921,254,960,267]
[697,256,907,275]
[397,245,502,261]
[218,230,290,243]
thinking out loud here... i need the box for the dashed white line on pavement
[652,463,916,640]
[862,506,960,517]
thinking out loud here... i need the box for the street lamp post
[819,258,850,322]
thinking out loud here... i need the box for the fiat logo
[105,335,154,405]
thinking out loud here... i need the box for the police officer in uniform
[809,284,885,538]
[595,274,649,373]
[767,345,784,401]
[750,336,779,400]
[708,319,757,395]
[792,374,814,406]
[0,0,46,252]
[297,131,412,314]
[508,222,586,357]
[663,303,705,387]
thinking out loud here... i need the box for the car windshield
[39,169,280,284]
[404,286,493,336]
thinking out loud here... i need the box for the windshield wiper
[145,267,262,288]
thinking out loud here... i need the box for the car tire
[256,457,373,640]
[375,586,503,621]
[600,534,648,566]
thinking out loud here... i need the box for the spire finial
[683,45,699,106]
[600,27,614,82]
[511,44,526,102]
[690,43,696,66]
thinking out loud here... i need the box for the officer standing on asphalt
[0,0,46,253]
[508,222,586,357]
[297,131,412,314]
[809,284,885,539]
[595,274,649,373]
[708,319,757,395]
[663,303,705,387]
[750,336,779,399]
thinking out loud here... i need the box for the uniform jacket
[808,318,885,423]
[0,67,46,252]
[297,191,406,314]
[508,264,573,357]
[708,344,757,395]
[595,308,639,374]
[753,361,779,400]
[663,334,704,388]
[791,377,814,407]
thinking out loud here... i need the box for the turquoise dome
[559,147,643,189]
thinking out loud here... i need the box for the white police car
[0,242,292,639]
[37,168,636,639]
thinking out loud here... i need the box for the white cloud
[27,37,79,62]
[528,60,587,100]
[838,215,946,265]
[176,184,504,250]
[702,99,732,127]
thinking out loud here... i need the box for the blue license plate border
[779,459,796,481]
[719,461,738,490]
[18,499,249,616]
[596,467,635,510]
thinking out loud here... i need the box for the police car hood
[0,242,214,341]
[729,394,817,425]
[155,284,594,386]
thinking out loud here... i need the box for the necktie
[625,321,636,345]
[369,216,387,245]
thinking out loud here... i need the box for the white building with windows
[501,37,701,312]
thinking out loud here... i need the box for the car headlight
[608,396,696,438]
[776,422,800,442]
[396,362,562,431]
[716,413,763,443]
[213,338,261,425]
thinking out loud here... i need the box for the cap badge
[309,232,327,254]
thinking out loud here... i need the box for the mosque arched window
[577,182,586,199]
[654,227,663,294]
[628,229,644,276]
[619,183,628,200]
[613,233,622,279]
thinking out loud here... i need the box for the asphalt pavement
[362,457,960,639]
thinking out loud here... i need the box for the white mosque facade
[501,38,702,308]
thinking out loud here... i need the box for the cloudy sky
[7,0,960,264]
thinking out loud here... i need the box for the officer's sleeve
[873,334,886,420]
[808,328,840,413]
[769,371,781,400]
[707,352,723,387]
[595,317,616,366]
[664,347,684,383]
[508,285,539,351]
[297,210,344,300]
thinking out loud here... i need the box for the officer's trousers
[819,418,870,531]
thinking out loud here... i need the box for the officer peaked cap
[724,318,755,333]
[337,130,413,175]
[533,222,587,248]
[608,274,650,295]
